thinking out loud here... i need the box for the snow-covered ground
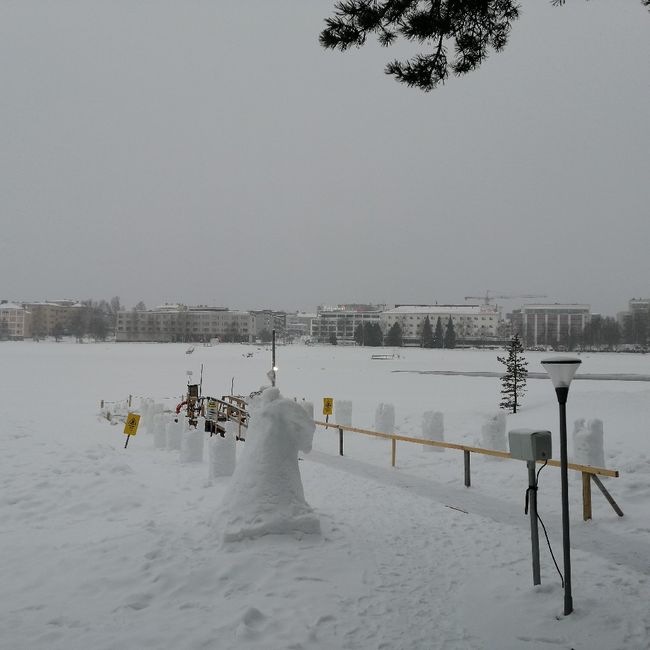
[2,342,649,649]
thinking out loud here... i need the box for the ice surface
[220,387,320,542]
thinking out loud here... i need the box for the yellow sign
[322,397,334,416]
[124,413,141,436]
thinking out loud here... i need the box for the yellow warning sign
[322,397,334,416]
[124,413,141,436]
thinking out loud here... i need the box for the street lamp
[541,356,581,616]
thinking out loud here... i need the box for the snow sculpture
[208,421,237,479]
[300,400,314,422]
[422,411,444,452]
[153,413,167,449]
[166,418,182,451]
[220,387,320,542]
[375,403,395,434]
[573,418,605,469]
[335,400,353,427]
[180,421,204,463]
[481,412,507,452]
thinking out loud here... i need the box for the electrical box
[508,429,552,462]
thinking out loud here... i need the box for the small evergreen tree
[354,323,364,345]
[432,317,444,349]
[366,322,384,346]
[329,332,338,345]
[497,334,528,413]
[386,321,403,347]
[444,316,456,349]
[52,323,65,342]
[420,316,434,348]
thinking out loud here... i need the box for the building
[116,305,256,343]
[250,310,287,340]
[24,301,77,337]
[0,302,32,340]
[310,304,384,343]
[510,304,591,348]
[285,312,316,340]
[381,304,499,345]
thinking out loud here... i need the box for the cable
[533,460,565,588]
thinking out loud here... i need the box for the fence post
[339,427,344,456]
[582,472,592,521]
[464,450,471,487]
[128,394,132,407]
[391,438,397,467]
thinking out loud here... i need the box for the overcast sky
[1,1,648,315]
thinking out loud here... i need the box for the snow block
[220,387,320,542]
[573,418,605,469]
[208,422,237,479]
[375,403,395,434]
[335,400,352,427]
[166,418,182,451]
[422,411,444,452]
[153,414,168,449]
[481,412,507,452]
[181,427,204,463]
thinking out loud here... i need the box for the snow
[1,341,650,649]
[421,410,445,451]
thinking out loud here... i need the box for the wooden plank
[591,474,624,517]
[313,420,619,478]
[582,472,590,519]
[391,439,396,467]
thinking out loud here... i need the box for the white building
[0,302,31,340]
[381,304,499,345]
[311,305,384,343]
[511,304,591,347]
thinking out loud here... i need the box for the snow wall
[573,418,605,469]
[481,412,507,452]
[375,403,395,434]
[208,421,237,479]
[335,400,352,427]
[422,411,444,452]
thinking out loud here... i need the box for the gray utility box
[508,429,552,462]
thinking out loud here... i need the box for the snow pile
[335,399,352,427]
[481,412,507,452]
[180,422,204,463]
[375,403,395,434]
[422,410,445,451]
[208,421,237,479]
[300,399,314,421]
[220,387,319,542]
[573,418,606,468]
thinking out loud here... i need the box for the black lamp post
[541,356,582,616]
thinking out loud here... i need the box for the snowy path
[307,449,650,577]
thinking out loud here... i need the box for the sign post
[322,397,334,425]
[123,413,141,448]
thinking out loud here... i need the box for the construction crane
[464,291,547,306]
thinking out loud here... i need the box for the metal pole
[557,391,573,615]
[339,427,344,456]
[271,329,276,387]
[528,461,541,586]
[464,450,471,487]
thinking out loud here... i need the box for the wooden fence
[315,420,622,522]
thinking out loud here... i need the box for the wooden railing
[315,420,622,522]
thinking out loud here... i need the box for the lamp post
[541,356,581,616]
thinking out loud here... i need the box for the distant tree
[329,332,338,345]
[497,334,528,414]
[89,312,108,341]
[433,317,444,349]
[52,323,65,342]
[135,301,146,311]
[444,316,456,349]
[420,316,434,348]
[0,319,8,340]
[259,328,273,343]
[354,323,364,345]
[69,309,86,342]
[364,322,383,346]
[601,316,621,350]
[320,1,650,92]
[386,321,403,347]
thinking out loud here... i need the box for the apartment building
[310,305,383,343]
[510,304,591,347]
[0,302,31,340]
[25,301,77,337]
[116,305,255,343]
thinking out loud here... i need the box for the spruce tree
[444,316,456,349]
[386,322,403,347]
[354,323,364,346]
[497,334,528,414]
[421,316,434,348]
[432,317,444,349]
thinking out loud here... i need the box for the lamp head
[541,357,581,389]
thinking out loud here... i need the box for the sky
[1,1,648,315]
